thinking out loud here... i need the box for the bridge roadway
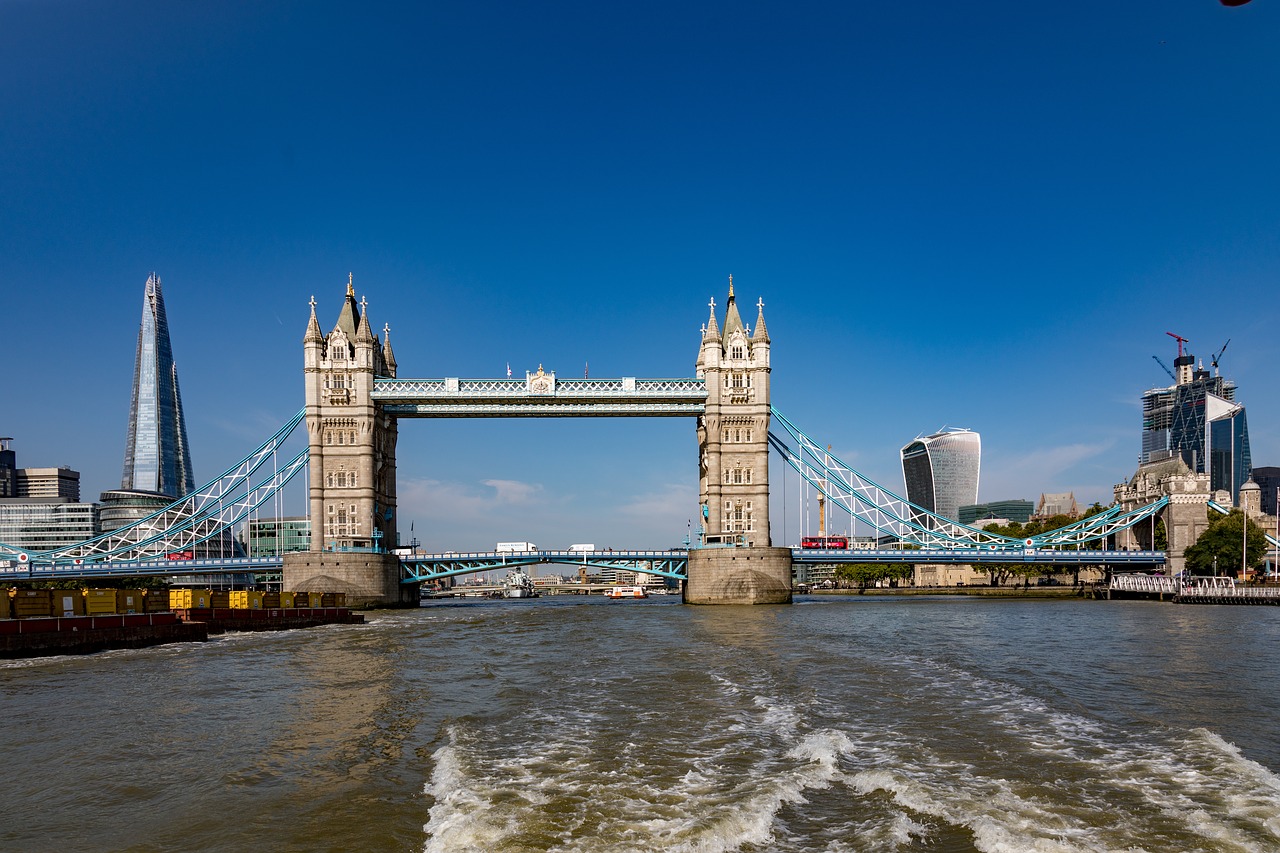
[4,547,1166,583]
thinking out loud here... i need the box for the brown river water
[2,594,1279,852]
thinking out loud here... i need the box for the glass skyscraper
[901,429,981,522]
[1141,351,1251,505]
[120,273,194,498]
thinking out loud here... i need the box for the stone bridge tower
[686,278,791,604]
[1114,456,1211,577]
[695,278,772,545]
[283,277,413,607]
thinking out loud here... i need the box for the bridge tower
[686,278,792,604]
[283,276,414,607]
[1114,456,1211,577]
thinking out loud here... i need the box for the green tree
[834,563,913,590]
[1183,510,1269,578]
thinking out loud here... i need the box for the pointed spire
[752,296,769,342]
[305,295,323,342]
[721,276,744,341]
[703,295,720,342]
[333,275,360,338]
[382,322,397,371]
[356,294,374,342]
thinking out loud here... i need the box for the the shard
[121,273,195,498]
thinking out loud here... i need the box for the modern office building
[901,429,981,522]
[15,467,80,500]
[0,438,15,497]
[958,499,1034,526]
[1252,467,1280,517]
[0,441,98,552]
[101,273,198,532]
[0,499,99,552]
[244,517,311,556]
[120,272,195,498]
[1141,342,1251,505]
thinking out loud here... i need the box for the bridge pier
[684,547,792,605]
[282,552,416,608]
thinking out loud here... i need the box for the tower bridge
[2,275,1221,605]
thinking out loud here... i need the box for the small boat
[502,569,539,599]
[604,586,648,599]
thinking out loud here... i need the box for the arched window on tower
[731,343,744,360]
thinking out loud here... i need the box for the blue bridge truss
[0,403,1179,582]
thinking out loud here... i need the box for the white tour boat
[604,586,648,599]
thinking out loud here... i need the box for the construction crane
[1152,355,1176,383]
[1211,339,1231,375]
[1166,331,1190,357]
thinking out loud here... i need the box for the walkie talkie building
[901,429,981,523]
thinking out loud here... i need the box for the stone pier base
[282,552,417,609]
[684,547,793,605]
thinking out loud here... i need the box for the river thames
[2,594,1279,852]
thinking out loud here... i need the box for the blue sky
[3,1,1277,551]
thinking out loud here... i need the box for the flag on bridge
[506,362,511,378]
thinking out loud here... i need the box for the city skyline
[3,2,1277,550]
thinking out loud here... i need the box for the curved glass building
[901,429,981,522]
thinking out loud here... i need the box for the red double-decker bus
[800,536,849,549]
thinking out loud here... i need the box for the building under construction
[1142,333,1251,505]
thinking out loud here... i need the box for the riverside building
[0,440,98,552]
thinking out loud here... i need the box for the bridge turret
[382,324,397,378]
[355,296,376,370]
[302,276,398,555]
[696,277,771,546]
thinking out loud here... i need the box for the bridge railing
[373,378,707,398]
[1110,574,1179,595]
[791,548,1165,564]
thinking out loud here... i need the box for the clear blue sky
[3,1,1277,551]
